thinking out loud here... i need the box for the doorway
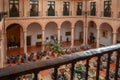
[27,36,31,46]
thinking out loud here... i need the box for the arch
[45,22,58,29]
[6,23,23,50]
[88,21,97,28]
[75,20,84,27]
[60,21,72,47]
[88,21,97,45]
[74,20,84,45]
[100,23,113,31]
[99,23,113,46]
[61,21,72,28]
[45,22,58,43]
[27,22,42,47]
[27,22,42,30]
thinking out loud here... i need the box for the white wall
[27,23,42,46]
[61,23,71,41]
[45,23,57,42]
[74,23,83,40]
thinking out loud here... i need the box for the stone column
[42,30,45,51]
[57,29,60,43]
[113,32,117,44]
[97,29,100,48]
[1,29,6,65]
[0,38,4,68]
[83,27,86,45]
[23,30,27,55]
[85,27,88,45]
[71,28,74,47]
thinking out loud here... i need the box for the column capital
[112,32,117,34]
[23,29,27,33]
[42,29,45,31]
[71,27,74,29]
[57,28,60,30]
[96,28,100,30]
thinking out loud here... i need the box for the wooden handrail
[0,44,120,79]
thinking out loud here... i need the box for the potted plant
[49,41,62,57]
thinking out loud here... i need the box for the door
[27,36,31,46]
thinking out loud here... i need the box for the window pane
[30,0,38,16]
[9,0,19,17]
[90,2,96,16]
[104,1,111,17]
[48,1,55,16]
[63,2,70,16]
[77,2,82,16]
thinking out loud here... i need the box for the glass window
[30,0,38,16]
[77,2,82,16]
[48,1,55,16]
[9,0,19,17]
[90,2,96,16]
[63,2,70,16]
[104,0,111,17]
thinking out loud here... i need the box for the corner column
[0,38,4,68]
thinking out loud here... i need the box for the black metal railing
[27,11,40,17]
[63,11,72,16]
[0,44,120,80]
[101,11,113,17]
[46,11,58,16]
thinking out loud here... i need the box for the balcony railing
[27,11,41,17]
[88,11,96,16]
[46,11,58,16]
[0,44,120,80]
[9,11,19,17]
[101,11,113,17]
[63,11,72,16]
[76,11,82,16]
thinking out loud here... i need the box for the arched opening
[61,21,71,47]
[74,21,83,46]
[7,23,23,55]
[88,21,97,48]
[27,22,42,53]
[100,23,113,46]
[45,22,58,50]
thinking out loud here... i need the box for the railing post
[96,55,101,80]
[34,72,39,80]
[54,67,58,80]
[85,58,90,80]
[71,62,75,80]
[115,50,120,80]
[106,53,112,80]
